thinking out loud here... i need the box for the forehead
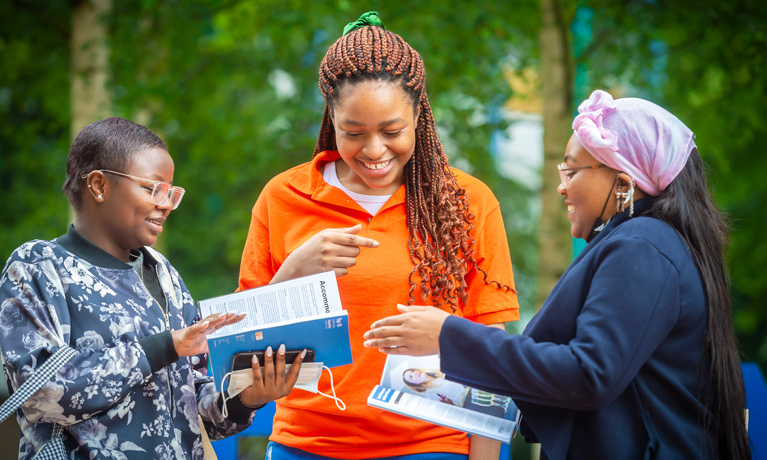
[124,147,174,179]
[565,134,597,164]
[333,80,414,115]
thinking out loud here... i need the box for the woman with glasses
[0,117,302,460]
[365,90,751,459]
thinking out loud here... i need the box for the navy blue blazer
[440,200,715,459]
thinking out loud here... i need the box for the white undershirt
[323,161,392,216]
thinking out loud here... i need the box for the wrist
[238,393,267,410]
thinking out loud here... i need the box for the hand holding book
[363,304,449,356]
[199,271,353,396]
[237,344,304,408]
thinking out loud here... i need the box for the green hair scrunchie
[342,11,385,36]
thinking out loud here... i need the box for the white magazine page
[198,271,342,333]
[372,353,520,442]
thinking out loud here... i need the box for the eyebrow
[339,118,405,128]
[144,173,173,184]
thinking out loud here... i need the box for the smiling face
[99,147,176,259]
[559,135,620,241]
[331,80,418,196]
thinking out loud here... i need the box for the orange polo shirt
[238,150,519,458]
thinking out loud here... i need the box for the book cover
[206,311,352,392]
[367,354,521,444]
[200,272,353,392]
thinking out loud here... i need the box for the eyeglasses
[81,170,186,209]
[557,163,606,188]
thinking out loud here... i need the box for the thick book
[367,354,521,444]
[199,271,353,392]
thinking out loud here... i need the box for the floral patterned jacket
[0,229,255,459]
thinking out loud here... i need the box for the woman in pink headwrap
[363,90,751,459]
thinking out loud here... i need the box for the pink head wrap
[572,90,696,196]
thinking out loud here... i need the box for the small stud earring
[97,194,103,200]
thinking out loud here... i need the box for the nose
[156,194,174,212]
[363,135,387,159]
[557,180,567,196]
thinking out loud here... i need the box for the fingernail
[227,310,237,315]
[200,321,209,328]
[278,344,285,355]
[252,354,259,364]
[363,340,372,347]
[266,346,273,357]
[371,240,380,247]
[363,331,370,339]
[301,349,307,358]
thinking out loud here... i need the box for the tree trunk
[537,0,573,310]
[71,0,112,139]
[70,0,111,223]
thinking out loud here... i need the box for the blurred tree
[71,0,112,139]
[0,0,71,253]
[538,0,574,310]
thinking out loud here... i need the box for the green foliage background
[1,0,765,399]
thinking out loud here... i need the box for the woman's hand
[171,312,245,357]
[239,344,304,407]
[363,305,450,356]
[271,224,379,283]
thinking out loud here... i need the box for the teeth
[567,205,575,212]
[361,159,392,170]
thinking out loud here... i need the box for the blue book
[206,310,352,392]
[199,272,353,391]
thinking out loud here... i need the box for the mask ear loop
[222,366,346,415]
[220,371,235,419]
[315,366,346,411]
[588,173,620,241]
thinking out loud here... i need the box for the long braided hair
[314,25,510,312]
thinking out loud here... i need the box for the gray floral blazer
[0,231,254,460]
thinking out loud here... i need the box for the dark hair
[63,117,167,209]
[643,148,750,459]
[315,25,511,311]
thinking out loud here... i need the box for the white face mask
[221,362,345,417]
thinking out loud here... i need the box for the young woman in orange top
[238,12,519,460]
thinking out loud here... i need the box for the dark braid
[315,25,511,312]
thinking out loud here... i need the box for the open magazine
[367,354,521,444]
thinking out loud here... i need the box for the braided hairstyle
[315,25,510,312]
